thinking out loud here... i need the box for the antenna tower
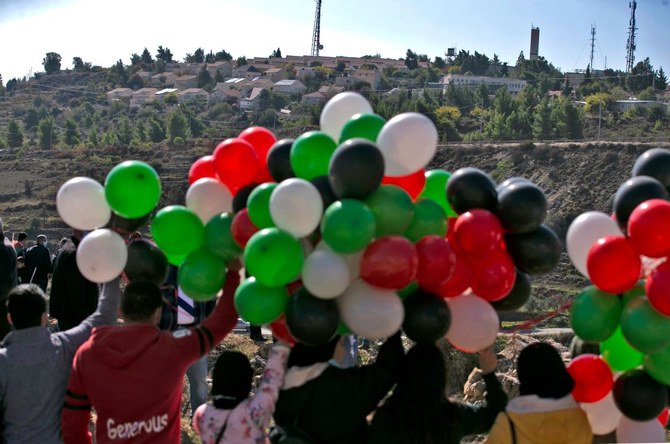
[589,23,596,71]
[625,1,637,73]
[311,0,324,57]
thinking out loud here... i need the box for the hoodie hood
[89,325,161,369]
[506,395,591,443]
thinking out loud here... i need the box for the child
[193,341,290,444]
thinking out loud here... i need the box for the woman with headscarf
[485,342,592,444]
[368,343,507,444]
[192,341,291,444]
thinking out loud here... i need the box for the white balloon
[57,177,111,230]
[185,178,233,224]
[270,178,323,238]
[303,250,351,299]
[580,391,622,435]
[315,240,362,281]
[76,229,128,283]
[446,292,499,353]
[566,211,623,277]
[616,416,665,443]
[376,112,438,177]
[338,279,404,339]
[320,92,373,141]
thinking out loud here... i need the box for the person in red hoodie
[61,266,240,444]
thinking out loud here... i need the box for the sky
[1,0,669,81]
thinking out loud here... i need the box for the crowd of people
[0,217,598,443]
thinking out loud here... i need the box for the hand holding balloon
[478,346,497,374]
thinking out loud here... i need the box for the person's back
[62,271,239,444]
[484,342,592,444]
[0,226,18,339]
[24,235,51,292]
[0,279,119,444]
[274,332,403,444]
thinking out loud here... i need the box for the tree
[185,48,205,63]
[629,58,654,92]
[166,109,189,142]
[638,87,656,100]
[532,97,554,139]
[42,52,62,74]
[433,57,445,69]
[270,48,282,58]
[127,73,145,90]
[656,67,668,91]
[147,117,165,143]
[23,107,40,130]
[405,49,419,70]
[516,51,526,67]
[0,73,3,87]
[215,49,233,62]
[111,59,128,86]
[116,116,133,145]
[6,118,24,148]
[72,57,91,72]
[236,56,247,67]
[141,48,154,64]
[64,118,80,147]
[197,65,213,90]
[130,53,141,65]
[88,124,99,147]
[37,117,57,149]
[156,46,174,63]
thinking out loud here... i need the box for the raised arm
[247,342,291,429]
[61,355,93,444]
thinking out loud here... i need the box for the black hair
[121,279,163,322]
[211,351,253,409]
[6,284,47,329]
[517,342,574,399]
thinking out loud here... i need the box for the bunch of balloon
[56,161,163,284]
[567,147,670,440]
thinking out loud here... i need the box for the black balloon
[613,176,669,231]
[504,225,561,275]
[446,167,498,214]
[632,147,670,193]
[267,138,295,182]
[402,290,451,344]
[491,269,531,311]
[232,182,261,213]
[108,211,153,234]
[124,239,169,286]
[285,288,340,346]
[613,369,668,421]
[311,176,338,209]
[496,177,532,194]
[328,138,384,200]
[497,182,547,233]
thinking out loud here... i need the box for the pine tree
[64,118,81,147]
[656,67,668,91]
[6,118,24,148]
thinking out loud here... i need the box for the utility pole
[589,24,596,72]
[625,1,637,73]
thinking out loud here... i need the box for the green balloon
[621,297,670,354]
[339,113,386,143]
[178,248,228,301]
[600,326,644,372]
[105,160,161,218]
[166,251,188,267]
[204,212,242,261]
[151,205,205,255]
[622,281,645,307]
[404,198,447,243]
[337,322,352,336]
[397,281,418,300]
[244,228,304,287]
[570,286,622,342]
[365,185,414,236]
[247,183,277,229]
[419,170,457,218]
[644,344,670,385]
[234,277,289,325]
[290,131,337,180]
[321,199,376,253]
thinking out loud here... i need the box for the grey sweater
[0,278,120,444]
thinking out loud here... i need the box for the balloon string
[500,299,574,334]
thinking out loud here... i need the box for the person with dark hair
[12,232,28,257]
[49,231,99,331]
[24,234,51,292]
[193,341,290,443]
[273,332,404,444]
[0,277,119,444]
[368,344,506,444]
[0,217,18,340]
[62,267,240,444]
[484,342,592,444]
[15,256,32,284]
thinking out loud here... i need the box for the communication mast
[589,23,596,71]
[311,0,324,57]
[625,1,637,73]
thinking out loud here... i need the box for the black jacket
[0,236,18,339]
[368,372,508,444]
[24,243,51,280]
[274,333,403,444]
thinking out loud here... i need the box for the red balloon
[360,236,418,289]
[433,254,471,298]
[188,155,217,185]
[415,236,457,289]
[446,216,459,238]
[469,250,516,302]
[239,127,277,183]
[658,407,669,427]
[646,261,670,316]
[270,314,296,346]
[628,199,670,258]
[213,138,260,192]
[453,209,503,258]
[381,170,426,200]
[587,236,641,294]
[231,209,259,248]
[567,354,613,403]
